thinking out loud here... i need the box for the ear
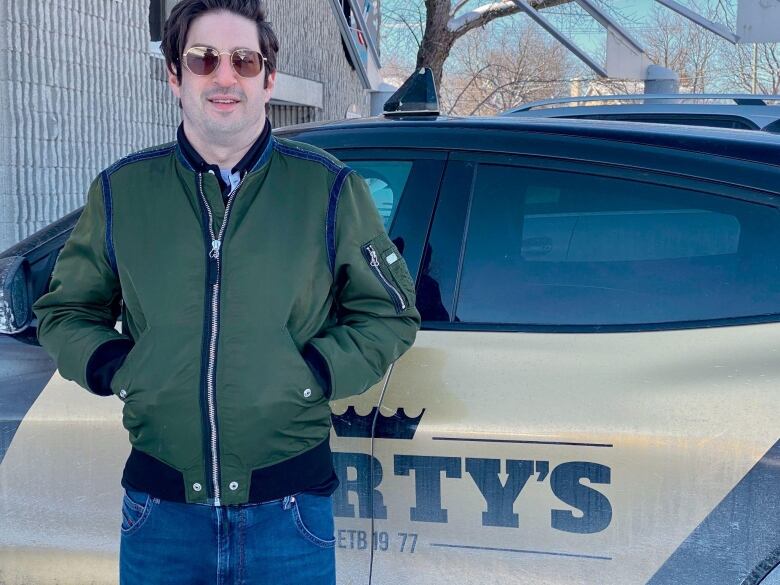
[168,64,182,99]
[263,70,277,102]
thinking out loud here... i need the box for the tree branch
[451,0,471,17]
[447,63,495,114]
[447,0,572,37]
[468,78,531,115]
[385,7,423,49]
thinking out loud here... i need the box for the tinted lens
[185,46,220,75]
[231,50,263,78]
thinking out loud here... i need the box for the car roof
[506,93,780,109]
[504,104,780,130]
[276,114,780,168]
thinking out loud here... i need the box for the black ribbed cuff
[86,338,133,396]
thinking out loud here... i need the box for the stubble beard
[182,92,265,149]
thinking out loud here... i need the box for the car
[2,71,780,585]
[502,93,780,133]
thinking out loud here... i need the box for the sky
[380,0,738,71]
[377,0,780,97]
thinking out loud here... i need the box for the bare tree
[385,0,574,91]
[442,17,571,114]
[719,42,780,94]
[642,3,720,92]
[384,0,780,111]
[643,7,689,76]
[641,0,780,95]
[712,1,780,96]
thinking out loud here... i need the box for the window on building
[338,0,379,71]
[149,0,178,43]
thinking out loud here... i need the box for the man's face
[168,10,275,143]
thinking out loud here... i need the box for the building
[0,0,383,251]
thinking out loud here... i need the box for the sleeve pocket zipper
[362,243,408,313]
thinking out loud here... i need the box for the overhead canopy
[655,0,780,44]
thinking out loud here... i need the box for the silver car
[503,94,780,133]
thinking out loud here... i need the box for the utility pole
[752,43,758,94]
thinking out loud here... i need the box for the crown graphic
[331,407,424,440]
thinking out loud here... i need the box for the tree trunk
[415,0,457,92]
[415,0,573,96]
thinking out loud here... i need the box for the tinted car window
[765,119,780,134]
[349,161,413,229]
[564,114,756,130]
[456,164,780,326]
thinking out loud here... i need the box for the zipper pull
[367,245,380,267]
[207,240,220,284]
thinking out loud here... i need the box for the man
[32,1,420,583]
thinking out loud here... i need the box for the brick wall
[1,0,368,251]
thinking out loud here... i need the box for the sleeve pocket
[362,233,416,313]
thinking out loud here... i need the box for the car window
[325,149,445,282]
[455,164,780,326]
[349,161,413,229]
[565,114,757,130]
[765,119,780,134]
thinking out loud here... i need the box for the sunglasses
[182,45,267,78]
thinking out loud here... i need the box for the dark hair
[161,0,279,89]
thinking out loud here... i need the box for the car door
[0,209,131,582]
[318,148,445,583]
[368,151,780,585]
[0,215,72,468]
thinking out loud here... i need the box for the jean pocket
[120,489,154,535]
[289,494,336,548]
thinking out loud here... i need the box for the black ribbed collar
[176,119,272,193]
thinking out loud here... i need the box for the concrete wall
[2,1,179,251]
[1,0,368,252]
[268,0,368,122]
[1,2,11,251]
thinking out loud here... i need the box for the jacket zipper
[196,171,246,506]
[363,243,407,312]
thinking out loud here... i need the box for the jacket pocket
[282,328,325,402]
[361,234,415,314]
[110,326,154,400]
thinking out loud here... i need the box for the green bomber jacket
[32,133,421,505]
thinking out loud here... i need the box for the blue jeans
[119,488,336,585]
